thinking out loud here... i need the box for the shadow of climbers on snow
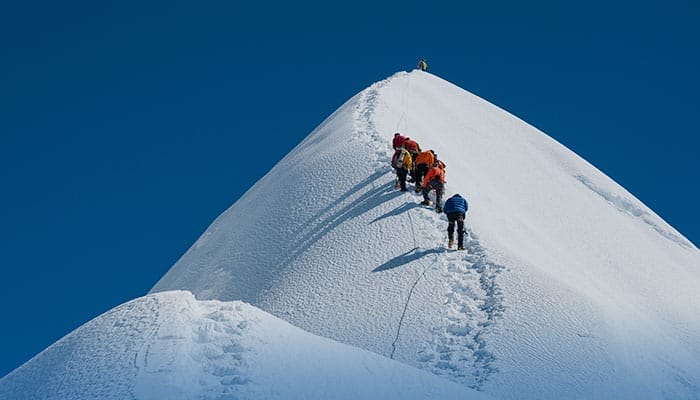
[373,247,446,272]
[370,202,422,224]
[307,169,391,227]
[278,176,404,271]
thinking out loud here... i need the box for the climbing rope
[395,72,411,134]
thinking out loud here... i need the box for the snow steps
[351,72,508,389]
[133,295,252,398]
[397,201,505,389]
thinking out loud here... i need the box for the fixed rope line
[395,72,411,133]
[389,208,426,359]
[390,253,438,359]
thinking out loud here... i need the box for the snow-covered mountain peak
[151,71,700,398]
[2,71,699,399]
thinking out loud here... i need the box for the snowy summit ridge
[2,71,699,400]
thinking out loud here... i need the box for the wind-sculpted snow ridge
[0,291,493,400]
[575,174,694,249]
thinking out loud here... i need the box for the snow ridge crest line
[576,175,694,249]
[352,74,399,163]
[353,72,507,390]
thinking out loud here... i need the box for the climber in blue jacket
[443,194,468,250]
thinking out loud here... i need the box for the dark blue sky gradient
[1,1,698,377]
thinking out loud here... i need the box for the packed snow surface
[0,291,490,400]
[2,71,699,399]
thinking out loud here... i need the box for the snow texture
[2,71,699,399]
[1,291,489,399]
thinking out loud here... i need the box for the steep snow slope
[0,291,490,400]
[151,71,700,399]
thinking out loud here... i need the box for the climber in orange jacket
[420,162,446,213]
[413,150,435,192]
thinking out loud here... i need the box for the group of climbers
[390,133,468,250]
[392,133,446,209]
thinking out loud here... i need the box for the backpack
[392,148,409,169]
[425,166,445,189]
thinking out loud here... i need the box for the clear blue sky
[1,0,698,377]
